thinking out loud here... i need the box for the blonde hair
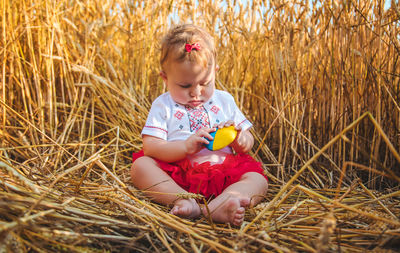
[160,24,216,71]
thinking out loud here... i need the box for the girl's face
[161,60,216,108]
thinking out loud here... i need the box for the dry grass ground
[1,0,400,252]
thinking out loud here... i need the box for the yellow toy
[205,126,237,151]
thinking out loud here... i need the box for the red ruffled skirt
[132,150,268,199]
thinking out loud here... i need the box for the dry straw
[1,0,400,252]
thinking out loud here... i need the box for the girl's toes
[170,206,178,215]
[236,206,245,215]
[232,207,245,226]
[233,216,244,226]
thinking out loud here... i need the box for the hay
[1,0,400,252]
[1,166,399,252]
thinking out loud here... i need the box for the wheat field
[1,0,400,252]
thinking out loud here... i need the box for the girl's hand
[230,128,254,153]
[185,127,216,155]
[213,120,240,131]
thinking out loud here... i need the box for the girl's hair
[160,24,216,70]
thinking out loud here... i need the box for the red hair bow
[185,43,201,52]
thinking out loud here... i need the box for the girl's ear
[215,65,220,71]
[159,70,167,81]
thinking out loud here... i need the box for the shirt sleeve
[225,92,253,131]
[141,96,169,140]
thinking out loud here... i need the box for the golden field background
[1,0,400,252]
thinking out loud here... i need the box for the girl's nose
[190,85,202,97]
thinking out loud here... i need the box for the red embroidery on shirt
[174,110,184,120]
[185,106,210,132]
[144,126,168,133]
[210,105,220,114]
[237,119,247,127]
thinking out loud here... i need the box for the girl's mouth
[188,100,203,107]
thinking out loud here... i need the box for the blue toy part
[204,131,217,150]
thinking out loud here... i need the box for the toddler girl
[131,24,268,226]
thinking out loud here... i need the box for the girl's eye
[180,84,191,88]
[201,82,210,86]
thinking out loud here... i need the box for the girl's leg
[131,156,201,218]
[202,172,268,226]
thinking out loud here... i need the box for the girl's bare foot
[170,198,201,219]
[203,197,250,226]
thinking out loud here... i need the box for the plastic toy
[205,126,237,151]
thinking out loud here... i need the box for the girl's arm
[142,136,187,162]
[142,127,215,163]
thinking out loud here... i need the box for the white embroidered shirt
[141,89,252,164]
